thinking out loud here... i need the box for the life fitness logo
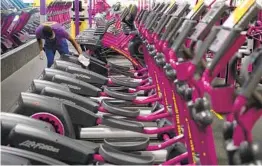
[19,140,60,153]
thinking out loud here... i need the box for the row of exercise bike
[1,0,40,54]
[1,0,72,54]
[2,0,262,165]
[47,1,72,29]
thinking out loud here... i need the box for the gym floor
[1,44,261,165]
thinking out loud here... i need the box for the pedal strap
[104,86,137,101]
[99,144,155,165]
[102,114,144,133]
[101,99,140,118]
[103,137,150,151]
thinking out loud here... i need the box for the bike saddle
[101,99,140,117]
[99,144,155,165]
[104,86,137,101]
[102,114,144,133]
[103,137,150,151]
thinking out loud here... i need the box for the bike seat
[102,114,144,133]
[101,99,140,118]
[110,77,140,88]
[104,86,137,101]
[104,137,150,151]
[99,144,155,165]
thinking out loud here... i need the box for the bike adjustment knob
[155,53,166,67]
[239,141,262,165]
[147,45,155,51]
[194,110,213,127]
[149,50,157,57]
[190,98,213,127]
[184,88,193,101]
[223,121,234,140]
[164,63,177,81]
[175,83,186,97]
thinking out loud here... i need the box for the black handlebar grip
[241,51,262,98]
[145,12,157,28]
[167,3,178,14]
[152,2,161,11]
[154,14,168,33]
[156,14,171,34]
[171,20,197,52]
[193,26,221,65]
[166,17,186,42]
[140,11,150,24]
[144,11,156,27]
[137,10,146,23]
[136,10,145,22]
[161,16,180,41]
[147,13,161,30]
[161,3,171,13]
[208,28,242,73]
[155,2,165,13]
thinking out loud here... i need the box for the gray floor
[1,48,261,165]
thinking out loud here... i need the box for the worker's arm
[68,35,82,55]
[67,34,90,67]
[37,38,43,51]
[36,38,44,60]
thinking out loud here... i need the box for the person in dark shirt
[36,21,89,67]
